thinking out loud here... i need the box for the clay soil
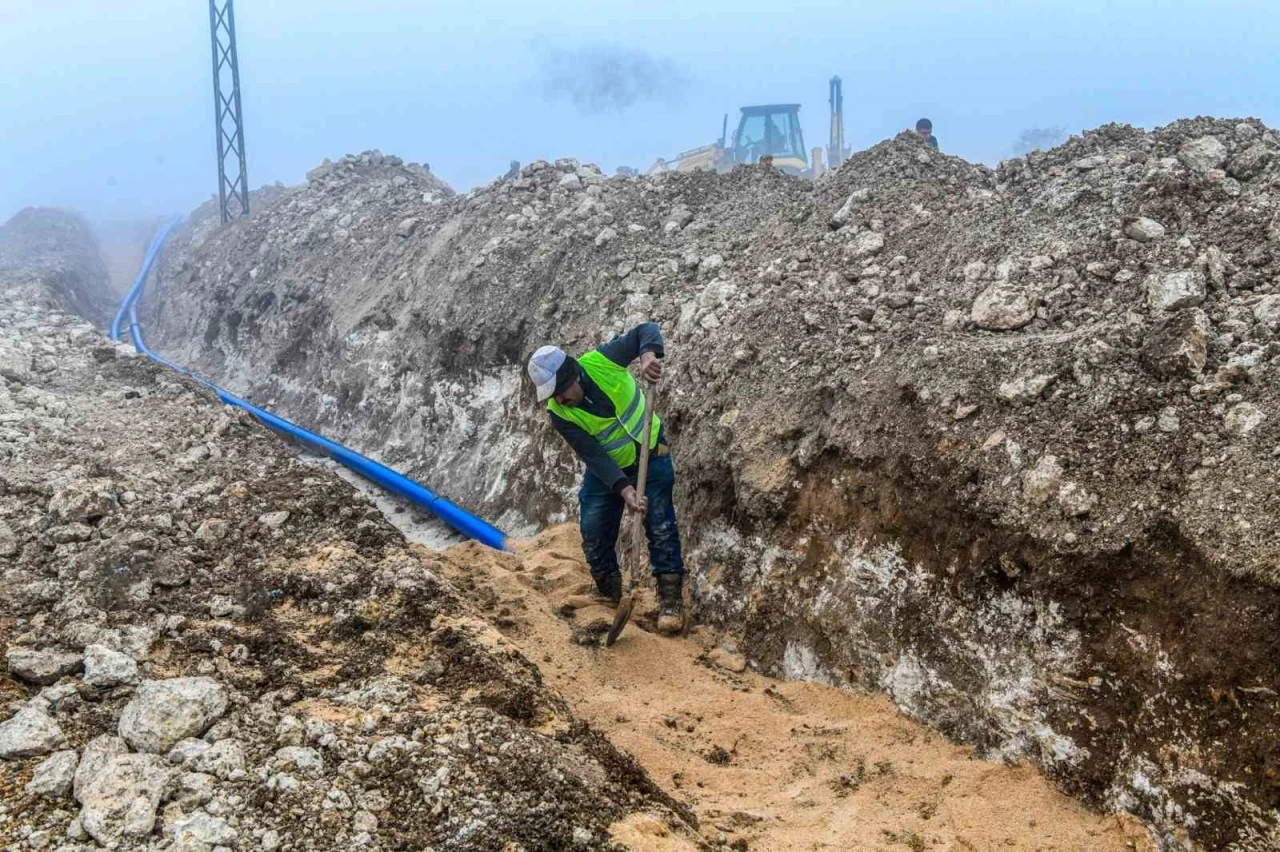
[428,525,1155,852]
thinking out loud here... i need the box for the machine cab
[731,104,808,172]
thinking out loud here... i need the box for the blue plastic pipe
[115,221,510,552]
[110,218,183,342]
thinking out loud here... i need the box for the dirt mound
[145,121,1280,847]
[148,155,803,532]
[0,270,687,848]
[0,208,113,327]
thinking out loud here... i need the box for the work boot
[655,573,684,635]
[592,573,622,607]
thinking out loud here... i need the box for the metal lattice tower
[209,0,249,224]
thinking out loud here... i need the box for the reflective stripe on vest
[547,350,661,469]
[596,390,644,452]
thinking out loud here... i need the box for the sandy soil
[428,525,1155,852]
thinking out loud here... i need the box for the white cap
[527,345,567,402]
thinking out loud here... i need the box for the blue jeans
[579,454,684,579]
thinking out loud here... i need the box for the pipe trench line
[111,220,510,552]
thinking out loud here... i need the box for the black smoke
[1013,126,1068,156]
[536,44,688,114]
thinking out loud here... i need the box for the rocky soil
[0,211,690,851]
[144,122,1280,849]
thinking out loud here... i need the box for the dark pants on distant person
[579,454,684,578]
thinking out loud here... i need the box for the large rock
[1253,294,1280,328]
[971,284,1037,330]
[51,522,93,544]
[166,737,211,767]
[47,481,114,523]
[70,624,157,662]
[6,647,83,685]
[75,735,130,802]
[1142,308,1210,378]
[170,810,238,847]
[997,373,1056,405]
[169,772,218,810]
[1057,481,1097,517]
[118,678,228,754]
[1225,402,1266,437]
[305,160,333,182]
[25,749,79,798]
[1145,270,1205,312]
[1021,455,1064,506]
[829,191,862,228]
[271,746,324,776]
[1123,216,1166,242]
[0,706,65,758]
[82,644,139,688]
[78,753,172,847]
[1179,135,1228,172]
[1228,143,1273,180]
[190,738,245,780]
[848,230,885,258]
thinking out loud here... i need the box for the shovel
[605,382,656,647]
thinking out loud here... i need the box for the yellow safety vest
[547,350,660,468]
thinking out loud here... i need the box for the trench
[314,444,1161,848]
[124,214,1280,848]
[417,524,1157,851]
[105,230,1169,850]
[116,317,1264,849]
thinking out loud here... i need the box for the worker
[527,323,685,635]
[504,160,521,179]
[916,118,939,150]
[765,116,786,155]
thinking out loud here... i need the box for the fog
[2,0,1277,222]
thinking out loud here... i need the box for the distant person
[504,160,520,179]
[766,117,786,155]
[916,118,939,150]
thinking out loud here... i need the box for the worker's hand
[638,352,662,383]
[621,485,648,514]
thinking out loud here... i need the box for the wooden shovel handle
[631,383,656,555]
[635,383,656,496]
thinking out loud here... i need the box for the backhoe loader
[648,104,815,176]
[647,76,849,179]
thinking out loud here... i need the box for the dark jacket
[549,323,665,495]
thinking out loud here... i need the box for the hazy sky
[2,0,1277,222]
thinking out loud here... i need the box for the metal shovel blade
[604,592,636,647]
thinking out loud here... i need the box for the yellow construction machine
[648,76,850,179]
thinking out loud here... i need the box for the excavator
[648,76,850,179]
